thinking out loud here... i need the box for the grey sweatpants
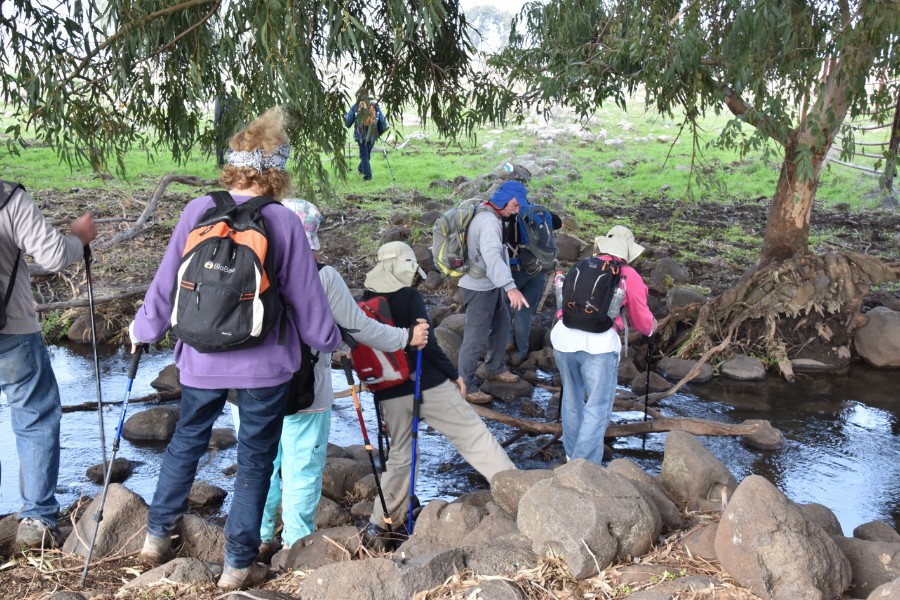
[369,379,517,527]
[458,287,512,391]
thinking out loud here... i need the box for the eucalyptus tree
[0,0,492,195]
[494,0,899,267]
[492,0,900,373]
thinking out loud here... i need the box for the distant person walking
[344,90,387,181]
[0,180,97,549]
[551,226,655,465]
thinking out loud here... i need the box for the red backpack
[350,295,410,391]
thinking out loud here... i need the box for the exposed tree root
[658,252,900,380]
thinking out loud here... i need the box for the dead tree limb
[35,285,149,312]
[469,405,782,450]
[62,389,181,412]
[98,173,215,249]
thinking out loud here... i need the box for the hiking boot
[15,518,61,549]
[217,562,270,590]
[465,390,492,404]
[140,532,174,565]
[485,370,520,383]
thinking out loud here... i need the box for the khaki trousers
[370,379,517,526]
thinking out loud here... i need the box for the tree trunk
[758,135,824,267]
[758,29,876,268]
[881,91,900,196]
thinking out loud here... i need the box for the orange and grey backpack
[170,191,282,352]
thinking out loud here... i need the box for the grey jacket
[1,187,83,335]
[459,209,516,292]
[304,265,409,412]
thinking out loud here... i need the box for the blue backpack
[516,204,558,274]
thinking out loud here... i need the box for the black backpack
[561,257,624,333]
[170,192,282,353]
[0,181,24,331]
[516,204,558,274]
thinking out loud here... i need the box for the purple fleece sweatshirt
[133,194,341,389]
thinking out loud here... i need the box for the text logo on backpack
[350,295,411,391]
[516,204,558,274]
[561,257,625,333]
[170,192,282,353]
[431,198,487,279]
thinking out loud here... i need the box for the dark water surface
[1,343,897,535]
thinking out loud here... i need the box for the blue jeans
[553,349,619,465]
[510,269,546,362]
[357,140,374,180]
[147,383,287,568]
[0,332,61,526]
[231,404,331,547]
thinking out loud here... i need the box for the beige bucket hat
[364,241,427,293]
[594,225,645,263]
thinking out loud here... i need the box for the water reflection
[1,343,897,536]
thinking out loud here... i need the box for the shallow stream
[0,342,897,535]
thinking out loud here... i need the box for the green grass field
[1,99,890,216]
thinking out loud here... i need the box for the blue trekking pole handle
[407,348,423,535]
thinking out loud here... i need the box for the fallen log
[62,390,181,413]
[468,404,783,450]
[35,285,149,313]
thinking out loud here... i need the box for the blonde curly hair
[220,107,292,199]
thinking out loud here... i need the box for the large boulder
[658,431,737,503]
[188,482,227,509]
[833,536,900,598]
[854,520,900,544]
[656,357,714,384]
[399,500,526,559]
[491,469,555,518]
[720,355,767,381]
[300,549,465,600]
[517,460,661,579]
[315,496,353,529]
[85,458,133,485]
[867,577,900,599]
[121,557,217,589]
[795,502,843,536]
[434,327,463,368]
[606,459,682,531]
[63,484,147,558]
[714,475,851,600]
[277,526,361,571]
[854,307,900,367]
[122,406,180,443]
[180,514,225,562]
[320,457,370,503]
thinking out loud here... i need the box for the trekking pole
[407,348,423,535]
[341,357,393,531]
[375,401,389,470]
[380,138,395,180]
[642,336,652,451]
[79,344,147,587]
[84,245,108,472]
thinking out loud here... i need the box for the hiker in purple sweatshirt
[129,108,341,591]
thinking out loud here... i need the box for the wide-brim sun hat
[594,225,645,263]
[364,241,427,293]
[282,199,323,250]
